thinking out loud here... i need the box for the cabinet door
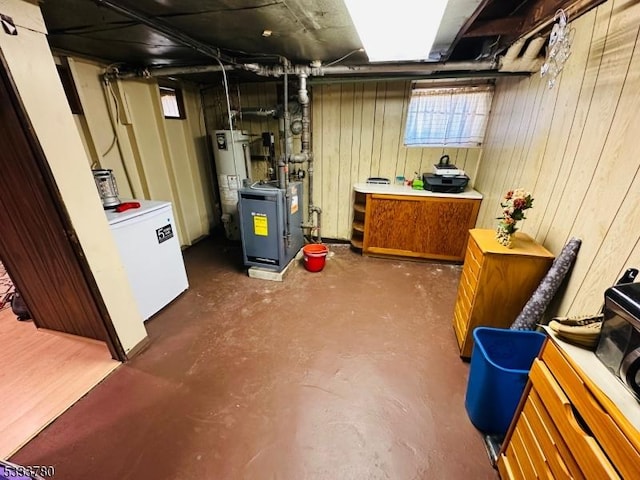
[364,195,421,255]
[413,198,480,260]
[364,194,480,261]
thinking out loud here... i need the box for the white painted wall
[0,0,147,354]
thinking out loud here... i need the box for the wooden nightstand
[453,229,554,358]
[498,337,640,479]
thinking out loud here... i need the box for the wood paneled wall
[474,0,640,316]
[68,58,215,246]
[203,81,283,182]
[203,80,481,240]
[312,81,481,239]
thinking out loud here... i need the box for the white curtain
[404,85,494,147]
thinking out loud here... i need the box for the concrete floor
[12,237,498,479]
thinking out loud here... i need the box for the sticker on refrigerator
[156,224,174,244]
[291,194,299,214]
[253,213,268,236]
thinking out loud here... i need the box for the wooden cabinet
[355,193,481,262]
[453,229,554,358]
[498,339,640,479]
[350,191,366,250]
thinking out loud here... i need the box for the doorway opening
[0,50,122,457]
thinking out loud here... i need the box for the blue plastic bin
[465,327,546,435]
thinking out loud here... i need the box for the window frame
[403,83,494,148]
[158,84,186,120]
[55,58,83,115]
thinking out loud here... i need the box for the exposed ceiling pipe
[94,0,237,66]
[113,64,226,79]
[308,71,529,85]
[110,59,499,80]
[240,108,277,117]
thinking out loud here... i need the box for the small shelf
[351,237,363,249]
[352,191,367,253]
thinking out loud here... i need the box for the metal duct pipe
[298,74,309,104]
[109,60,499,81]
[310,206,322,243]
[307,71,529,85]
[283,70,291,246]
[242,142,252,184]
[298,73,311,154]
[240,108,277,117]
[321,61,496,75]
[289,153,309,163]
[113,64,226,79]
[242,61,496,77]
[297,72,318,241]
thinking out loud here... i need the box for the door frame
[0,51,126,361]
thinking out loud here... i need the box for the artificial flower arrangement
[496,188,534,247]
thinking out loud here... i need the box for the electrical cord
[213,57,242,184]
[102,78,120,157]
[324,48,365,67]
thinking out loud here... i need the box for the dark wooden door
[0,54,124,359]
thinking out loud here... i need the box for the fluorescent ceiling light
[344,0,450,62]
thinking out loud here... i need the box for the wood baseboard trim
[124,335,151,360]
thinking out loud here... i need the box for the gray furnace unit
[238,182,304,271]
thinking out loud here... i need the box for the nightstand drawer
[542,342,640,479]
[527,389,583,479]
[530,360,620,479]
[452,301,466,348]
[464,239,483,280]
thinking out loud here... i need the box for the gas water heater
[211,129,251,240]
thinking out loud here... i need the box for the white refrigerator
[106,200,189,322]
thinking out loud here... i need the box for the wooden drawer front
[457,272,474,316]
[530,360,620,479]
[463,239,483,281]
[459,265,478,300]
[452,300,465,348]
[506,425,539,479]
[527,389,584,479]
[542,342,640,479]
[517,410,555,479]
[500,385,579,480]
[497,453,517,480]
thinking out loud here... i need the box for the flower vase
[496,225,515,248]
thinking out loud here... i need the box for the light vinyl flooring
[0,307,119,459]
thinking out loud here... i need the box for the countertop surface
[353,183,483,200]
[105,199,171,225]
[543,327,640,433]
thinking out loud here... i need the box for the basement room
[0,0,639,479]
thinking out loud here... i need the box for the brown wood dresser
[453,229,554,358]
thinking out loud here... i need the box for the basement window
[404,85,494,147]
[159,86,186,119]
[56,61,83,115]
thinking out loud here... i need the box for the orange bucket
[302,244,328,272]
